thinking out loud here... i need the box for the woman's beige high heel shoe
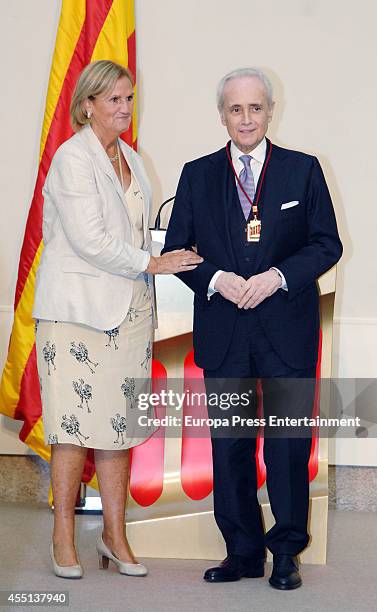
[96,535,148,576]
[50,543,83,579]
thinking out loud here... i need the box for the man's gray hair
[216,67,274,112]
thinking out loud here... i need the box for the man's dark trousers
[204,307,316,559]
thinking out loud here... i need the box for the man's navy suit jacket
[163,140,343,371]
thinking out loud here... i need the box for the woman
[33,60,202,579]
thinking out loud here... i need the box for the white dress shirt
[208,138,287,297]
[231,138,267,190]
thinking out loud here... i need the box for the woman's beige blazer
[33,124,155,330]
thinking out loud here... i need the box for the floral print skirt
[35,278,157,450]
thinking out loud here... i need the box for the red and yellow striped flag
[0,0,136,490]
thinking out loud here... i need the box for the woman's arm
[47,143,202,277]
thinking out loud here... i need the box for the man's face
[220,76,274,153]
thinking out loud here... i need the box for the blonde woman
[33,60,202,579]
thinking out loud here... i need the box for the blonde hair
[70,60,134,131]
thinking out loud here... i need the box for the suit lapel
[253,141,290,271]
[79,125,120,189]
[78,126,149,241]
[118,139,149,244]
[207,146,237,268]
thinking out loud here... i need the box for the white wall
[1,0,376,462]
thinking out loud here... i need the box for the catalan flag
[0,0,137,491]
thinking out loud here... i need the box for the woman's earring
[86,110,92,119]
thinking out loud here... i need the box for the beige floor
[0,502,376,612]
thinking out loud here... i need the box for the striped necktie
[237,154,255,219]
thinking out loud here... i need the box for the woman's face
[86,76,134,137]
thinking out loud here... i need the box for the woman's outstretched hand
[146,249,203,275]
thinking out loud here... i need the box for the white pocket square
[281,200,299,210]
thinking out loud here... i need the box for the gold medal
[246,218,261,242]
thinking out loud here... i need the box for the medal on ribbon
[226,141,273,243]
[247,218,262,242]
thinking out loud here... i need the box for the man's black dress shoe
[204,554,265,582]
[269,555,302,590]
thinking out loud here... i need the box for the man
[163,68,342,590]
